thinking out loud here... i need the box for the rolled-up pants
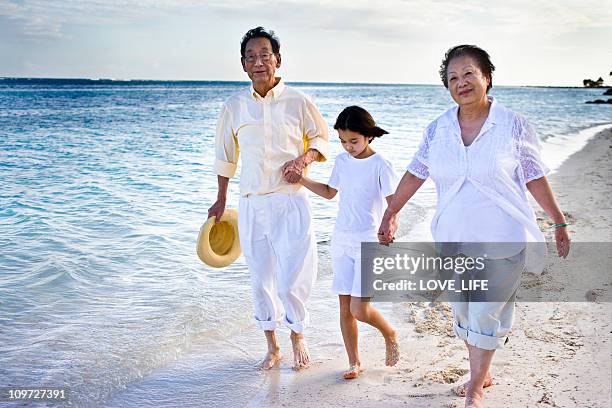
[238,190,317,333]
[447,250,525,350]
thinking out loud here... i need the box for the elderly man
[208,27,329,370]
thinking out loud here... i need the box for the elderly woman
[378,45,570,408]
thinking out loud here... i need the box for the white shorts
[330,231,377,298]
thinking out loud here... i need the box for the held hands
[282,156,308,184]
[207,198,226,224]
[378,210,399,245]
[555,226,570,258]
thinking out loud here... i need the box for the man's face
[241,37,281,86]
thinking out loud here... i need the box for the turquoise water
[1,79,611,407]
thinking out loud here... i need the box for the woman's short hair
[334,106,388,141]
[240,26,280,57]
[439,45,495,92]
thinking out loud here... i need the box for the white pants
[238,191,317,333]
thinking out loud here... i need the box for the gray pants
[444,250,525,350]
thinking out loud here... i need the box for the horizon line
[0,76,607,89]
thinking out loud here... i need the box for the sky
[1,0,611,86]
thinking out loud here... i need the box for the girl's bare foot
[258,349,282,370]
[384,331,400,366]
[452,373,493,397]
[342,363,363,380]
[290,332,310,370]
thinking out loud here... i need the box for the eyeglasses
[243,53,275,64]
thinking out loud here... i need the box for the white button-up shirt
[215,78,329,197]
[407,97,549,271]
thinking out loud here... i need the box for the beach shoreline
[246,128,612,408]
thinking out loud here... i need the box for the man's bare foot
[342,363,363,380]
[452,373,493,397]
[290,332,310,370]
[384,330,400,366]
[258,349,282,370]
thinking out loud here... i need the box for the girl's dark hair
[439,44,495,92]
[333,106,388,142]
[240,26,280,57]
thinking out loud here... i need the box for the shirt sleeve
[514,115,550,183]
[214,103,239,178]
[406,121,435,180]
[327,157,340,190]
[379,160,399,198]
[302,95,330,162]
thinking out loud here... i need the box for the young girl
[297,106,400,379]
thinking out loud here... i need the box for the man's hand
[282,157,308,184]
[207,198,226,224]
[282,149,321,184]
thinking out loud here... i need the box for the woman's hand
[526,177,571,258]
[555,226,570,258]
[377,172,425,245]
[378,210,398,245]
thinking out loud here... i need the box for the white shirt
[329,152,399,243]
[406,97,549,269]
[215,78,329,197]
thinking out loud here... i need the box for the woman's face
[447,55,490,107]
[338,129,370,158]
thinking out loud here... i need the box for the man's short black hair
[439,45,495,92]
[240,27,281,57]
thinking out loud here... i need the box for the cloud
[0,0,609,83]
[200,0,612,45]
[1,0,610,42]
[0,0,203,40]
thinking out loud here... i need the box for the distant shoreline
[0,77,608,89]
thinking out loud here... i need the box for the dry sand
[247,128,612,408]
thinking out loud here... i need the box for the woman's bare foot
[290,332,310,370]
[384,330,400,366]
[258,349,282,370]
[465,382,485,408]
[452,373,493,397]
[465,395,484,408]
[342,363,363,380]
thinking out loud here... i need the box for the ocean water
[0,79,611,407]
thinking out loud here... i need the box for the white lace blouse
[407,97,549,271]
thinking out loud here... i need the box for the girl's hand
[555,226,570,258]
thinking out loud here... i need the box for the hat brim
[197,209,241,268]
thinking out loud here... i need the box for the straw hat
[197,209,241,268]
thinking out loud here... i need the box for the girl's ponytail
[334,106,388,142]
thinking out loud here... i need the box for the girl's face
[338,129,371,158]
